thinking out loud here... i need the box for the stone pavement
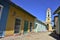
[0,32,56,40]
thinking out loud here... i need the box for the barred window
[14,18,21,33]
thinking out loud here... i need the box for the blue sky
[11,0,60,22]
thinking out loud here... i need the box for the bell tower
[46,8,52,31]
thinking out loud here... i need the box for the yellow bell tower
[46,8,52,31]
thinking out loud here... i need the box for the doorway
[30,22,32,32]
[47,24,49,30]
[24,20,28,34]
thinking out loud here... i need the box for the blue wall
[0,0,10,37]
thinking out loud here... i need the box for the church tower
[46,8,52,31]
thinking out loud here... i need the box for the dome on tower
[48,8,50,10]
[48,8,51,11]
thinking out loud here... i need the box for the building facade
[53,6,60,35]
[0,0,36,37]
[54,16,59,34]
[46,8,52,31]
[34,19,47,32]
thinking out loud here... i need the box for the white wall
[34,22,47,32]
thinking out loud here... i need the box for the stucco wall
[5,5,35,36]
[54,16,59,34]
[34,21,47,32]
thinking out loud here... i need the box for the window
[48,18,49,20]
[47,24,49,30]
[14,18,21,34]
[30,22,32,27]
[48,12,49,17]
[34,24,37,29]
[0,5,3,19]
[30,22,32,32]
[35,24,37,27]
[48,15,49,17]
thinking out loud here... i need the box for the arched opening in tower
[47,24,49,30]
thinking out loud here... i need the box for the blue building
[0,0,10,37]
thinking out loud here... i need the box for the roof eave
[53,6,60,15]
[5,0,36,18]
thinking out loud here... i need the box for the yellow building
[0,0,36,37]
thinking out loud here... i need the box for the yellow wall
[5,5,35,36]
[46,17,52,31]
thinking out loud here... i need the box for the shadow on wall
[0,37,2,39]
[49,30,59,40]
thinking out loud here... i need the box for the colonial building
[53,6,60,35]
[0,0,36,37]
[34,19,47,32]
[46,8,52,31]
[54,16,59,34]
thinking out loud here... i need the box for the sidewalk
[0,32,56,40]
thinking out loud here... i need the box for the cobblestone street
[0,32,56,40]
